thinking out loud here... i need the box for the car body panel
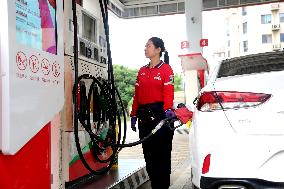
[190,53,284,188]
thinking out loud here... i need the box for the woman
[130,37,176,189]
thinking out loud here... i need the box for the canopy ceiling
[109,0,282,18]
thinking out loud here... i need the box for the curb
[109,166,149,189]
[175,129,189,135]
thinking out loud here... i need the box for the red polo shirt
[130,61,174,117]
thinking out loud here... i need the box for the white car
[189,51,284,189]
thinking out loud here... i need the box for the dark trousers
[137,103,174,189]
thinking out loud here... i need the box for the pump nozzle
[174,103,193,124]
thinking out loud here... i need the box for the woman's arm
[162,65,174,111]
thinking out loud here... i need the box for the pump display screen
[15,0,57,54]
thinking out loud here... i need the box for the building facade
[224,2,284,58]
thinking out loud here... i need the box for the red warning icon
[29,55,40,73]
[16,51,27,70]
[41,58,50,75]
[52,62,61,77]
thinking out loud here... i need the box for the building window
[242,7,247,16]
[228,51,230,58]
[262,34,272,43]
[228,40,230,47]
[261,14,272,24]
[280,13,284,23]
[243,41,248,52]
[280,33,284,42]
[243,22,247,34]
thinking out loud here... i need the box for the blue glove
[131,116,137,132]
[165,109,176,119]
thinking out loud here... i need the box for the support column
[179,0,208,107]
[185,0,203,54]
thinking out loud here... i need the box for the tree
[174,73,183,91]
[113,65,137,115]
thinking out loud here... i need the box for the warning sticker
[29,55,40,73]
[52,62,60,77]
[16,51,27,70]
[41,58,50,75]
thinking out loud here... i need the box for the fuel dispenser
[62,0,114,183]
[0,0,64,188]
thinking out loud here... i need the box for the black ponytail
[164,51,169,64]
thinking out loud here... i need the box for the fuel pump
[62,0,118,183]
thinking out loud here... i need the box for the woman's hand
[165,109,176,119]
[131,116,137,132]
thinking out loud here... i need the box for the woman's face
[144,40,161,59]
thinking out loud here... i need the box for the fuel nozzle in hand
[174,103,193,124]
[165,103,193,130]
[152,103,193,133]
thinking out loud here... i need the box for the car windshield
[217,51,284,78]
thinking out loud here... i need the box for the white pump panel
[0,0,64,155]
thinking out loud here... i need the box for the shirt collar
[146,60,164,68]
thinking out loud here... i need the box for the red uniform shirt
[130,61,174,116]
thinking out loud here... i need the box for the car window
[217,51,284,78]
[205,62,221,84]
